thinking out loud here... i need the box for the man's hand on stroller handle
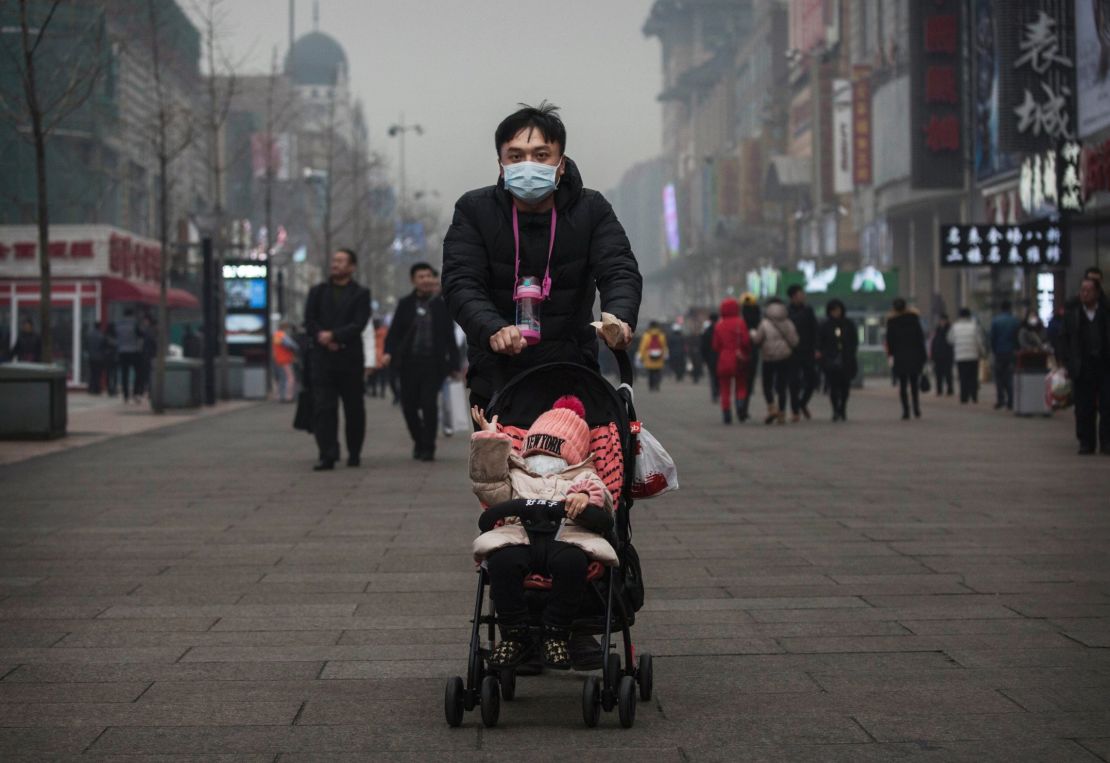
[471,406,499,432]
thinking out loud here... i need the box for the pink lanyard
[512,206,557,300]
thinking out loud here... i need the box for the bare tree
[192,0,238,398]
[144,0,194,413]
[0,0,105,362]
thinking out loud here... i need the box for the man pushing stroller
[470,395,616,669]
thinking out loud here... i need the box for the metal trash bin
[0,363,67,439]
[163,358,203,409]
[1014,351,1050,417]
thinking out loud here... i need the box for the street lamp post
[387,115,424,219]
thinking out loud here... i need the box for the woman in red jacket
[712,297,753,424]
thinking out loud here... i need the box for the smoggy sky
[203,0,662,223]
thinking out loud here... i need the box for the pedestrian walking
[1018,310,1048,352]
[115,307,143,403]
[948,308,986,404]
[383,263,461,462]
[667,324,687,381]
[441,101,641,412]
[133,314,157,404]
[638,321,668,391]
[989,300,1021,410]
[711,298,752,424]
[6,317,42,362]
[885,298,927,420]
[740,294,761,417]
[787,284,819,421]
[1058,277,1110,455]
[103,321,118,396]
[83,322,106,393]
[751,298,798,425]
[303,248,371,471]
[930,314,955,396]
[818,299,858,422]
[700,313,720,402]
[364,319,389,397]
[273,321,298,402]
[687,327,704,384]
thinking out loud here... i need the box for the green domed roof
[285,31,347,86]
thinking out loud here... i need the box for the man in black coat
[885,298,927,420]
[303,248,371,470]
[382,263,460,462]
[787,284,819,420]
[442,102,641,408]
[1059,277,1110,455]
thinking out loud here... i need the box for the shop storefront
[1,225,199,385]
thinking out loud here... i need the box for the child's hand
[565,493,589,519]
[471,405,499,433]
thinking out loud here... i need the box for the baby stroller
[444,350,652,728]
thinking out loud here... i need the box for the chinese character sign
[852,66,873,186]
[910,0,964,189]
[939,222,1070,268]
[998,1,1076,152]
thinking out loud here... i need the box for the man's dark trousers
[790,354,818,413]
[994,353,1015,407]
[400,359,443,456]
[311,353,365,463]
[1074,363,1110,451]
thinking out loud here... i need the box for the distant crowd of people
[3,308,162,405]
[627,266,1109,456]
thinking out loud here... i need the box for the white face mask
[524,453,567,476]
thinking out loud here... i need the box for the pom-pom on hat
[523,395,590,465]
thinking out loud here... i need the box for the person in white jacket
[947,308,986,404]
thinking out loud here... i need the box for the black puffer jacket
[442,158,642,399]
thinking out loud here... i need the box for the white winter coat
[947,319,985,362]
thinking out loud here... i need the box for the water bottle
[514,276,543,346]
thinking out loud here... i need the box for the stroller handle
[478,500,565,533]
[613,349,634,388]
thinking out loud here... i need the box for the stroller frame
[444,350,653,729]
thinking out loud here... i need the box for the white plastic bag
[1046,368,1071,410]
[445,379,470,433]
[631,425,679,499]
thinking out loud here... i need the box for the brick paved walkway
[1,378,1108,760]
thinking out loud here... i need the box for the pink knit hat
[523,395,590,464]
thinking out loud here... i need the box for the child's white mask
[524,453,567,476]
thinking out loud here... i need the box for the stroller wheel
[444,676,464,727]
[637,653,654,702]
[499,667,516,701]
[606,651,622,688]
[479,675,501,728]
[617,675,637,728]
[582,675,602,728]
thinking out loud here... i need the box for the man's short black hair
[495,101,566,156]
[410,262,437,279]
[958,307,972,318]
[893,298,907,312]
[787,284,803,298]
[999,299,1012,312]
[1085,266,1103,280]
[337,248,357,266]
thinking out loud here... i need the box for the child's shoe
[542,626,572,670]
[489,622,530,668]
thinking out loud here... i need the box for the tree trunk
[20,0,52,364]
[32,112,51,365]
[152,151,169,414]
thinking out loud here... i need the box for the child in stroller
[470,395,617,670]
